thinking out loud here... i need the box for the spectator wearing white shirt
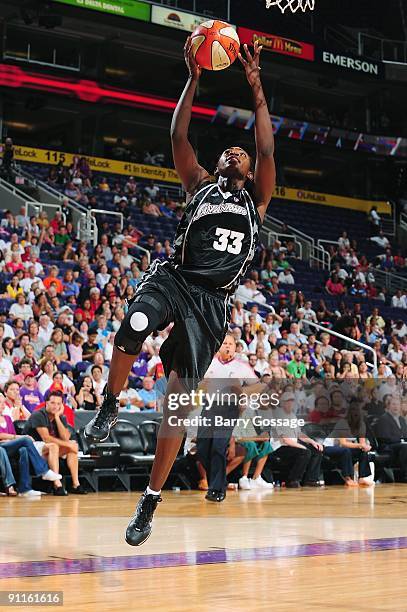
[0,322,15,340]
[287,322,307,347]
[370,230,389,250]
[0,347,14,386]
[231,327,248,352]
[235,279,266,305]
[38,315,54,344]
[147,346,163,376]
[9,294,34,321]
[332,263,348,282]
[20,266,45,294]
[104,332,116,362]
[338,231,350,251]
[144,180,160,200]
[262,313,282,338]
[303,301,317,324]
[100,234,112,261]
[96,264,111,290]
[278,268,295,285]
[120,246,133,270]
[248,330,272,356]
[369,206,381,228]
[231,301,247,327]
[345,250,359,268]
[118,378,143,412]
[391,290,406,309]
[90,365,107,397]
[24,254,43,276]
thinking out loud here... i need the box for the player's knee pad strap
[114,294,164,355]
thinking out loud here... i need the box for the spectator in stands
[43,266,64,293]
[24,390,86,495]
[3,381,30,421]
[9,294,33,321]
[338,231,350,252]
[13,359,34,385]
[50,329,69,364]
[325,273,346,296]
[4,276,22,301]
[287,349,307,380]
[118,377,143,412]
[0,347,14,386]
[144,180,160,200]
[329,401,373,486]
[272,392,323,487]
[235,279,266,305]
[233,415,273,490]
[75,376,101,411]
[90,365,106,397]
[375,396,407,482]
[391,290,406,309]
[138,376,158,411]
[368,205,381,233]
[20,373,43,413]
[0,393,62,495]
[278,267,295,285]
[370,230,389,250]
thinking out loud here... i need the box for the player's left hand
[238,41,263,87]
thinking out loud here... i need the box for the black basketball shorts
[114,261,230,390]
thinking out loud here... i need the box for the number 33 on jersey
[171,182,260,293]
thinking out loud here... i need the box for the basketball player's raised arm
[239,42,276,220]
[171,37,210,195]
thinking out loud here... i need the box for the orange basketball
[191,20,240,71]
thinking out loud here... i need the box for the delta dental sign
[321,51,382,77]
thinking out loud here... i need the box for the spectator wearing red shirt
[89,287,102,314]
[326,273,345,296]
[50,211,63,233]
[74,300,94,325]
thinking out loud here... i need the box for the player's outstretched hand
[238,40,263,87]
[184,36,202,80]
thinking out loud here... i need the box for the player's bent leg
[125,370,192,547]
[85,295,168,443]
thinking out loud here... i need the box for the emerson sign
[321,51,382,77]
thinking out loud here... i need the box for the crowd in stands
[0,158,406,496]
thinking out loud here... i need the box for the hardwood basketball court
[2,485,407,611]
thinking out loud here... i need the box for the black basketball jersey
[170,181,261,293]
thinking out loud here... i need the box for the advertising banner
[7,145,181,183]
[53,0,150,21]
[151,6,210,32]
[238,27,315,61]
[2,145,390,213]
[317,49,383,78]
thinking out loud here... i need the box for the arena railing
[368,267,407,293]
[229,295,378,372]
[0,175,40,206]
[262,227,303,259]
[304,320,378,372]
[16,166,91,241]
[25,201,66,225]
[264,215,314,254]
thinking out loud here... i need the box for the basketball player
[84,38,276,545]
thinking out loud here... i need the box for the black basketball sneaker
[125,491,162,546]
[84,388,119,442]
